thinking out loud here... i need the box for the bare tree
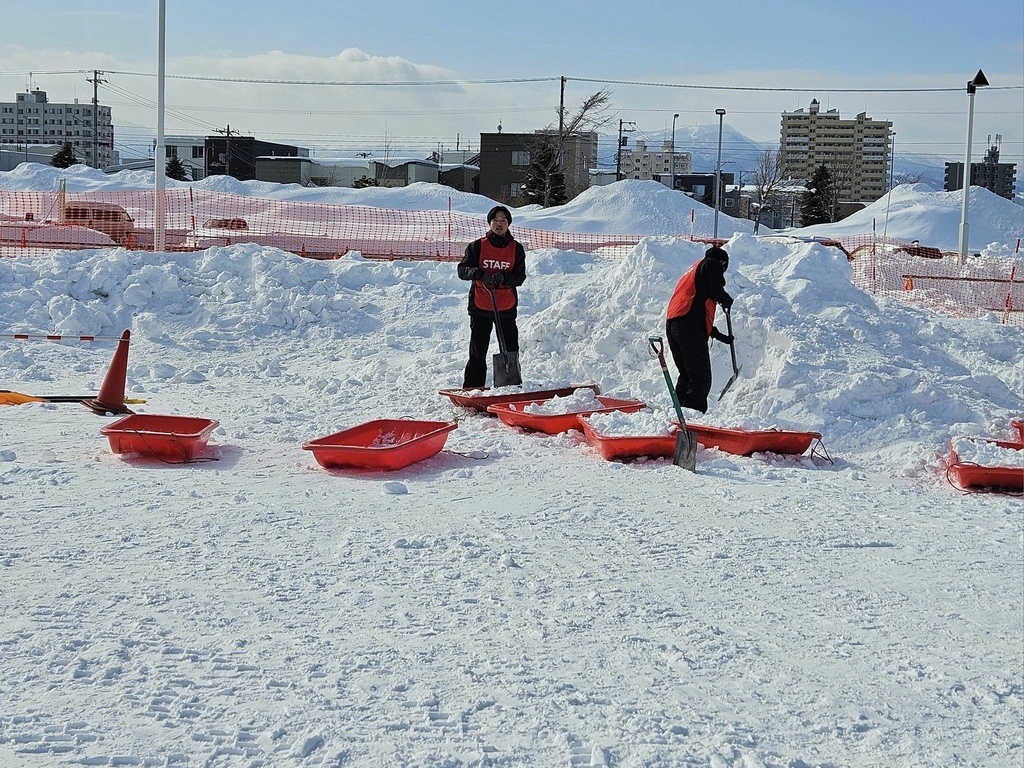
[891,171,925,186]
[375,125,402,186]
[751,149,785,233]
[824,151,859,222]
[532,89,614,206]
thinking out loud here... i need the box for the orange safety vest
[472,237,517,312]
[666,261,716,335]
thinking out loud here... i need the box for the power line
[102,70,560,86]
[567,76,1024,94]
[9,68,1020,93]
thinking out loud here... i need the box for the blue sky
[1,1,1022,169]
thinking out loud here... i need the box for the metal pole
[714,109,725,239]
[154,0,166,253]
[958,85,976,257]
[616,119,623,181]
[671,113,679,189]
[92,70,99,168]
[888,131,896,191]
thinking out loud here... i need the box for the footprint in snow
[382,481,407,495]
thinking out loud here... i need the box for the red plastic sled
[100,414,219,462]
[947,438,1024,492]
[578,417,821,460]
[439,384,600,413]
[303,419,457,471]
[688,424,821,457]
[577,416,677,460]
[487,396,646,435]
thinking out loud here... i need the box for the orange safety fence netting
[0,188,680,261]
[1,189,1020,325]
[845,239,1022,326]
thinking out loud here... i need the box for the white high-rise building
[0,89,115,168]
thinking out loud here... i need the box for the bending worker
[665,245,734,414]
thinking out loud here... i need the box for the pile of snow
[796,183,1024,254]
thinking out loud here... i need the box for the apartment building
[780,99,891,203]
[944,138,1017,199]
[618,139,693,187]
[0,90,115,168]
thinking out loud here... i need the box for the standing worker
[665,245,734,413]
[457,205,527,388]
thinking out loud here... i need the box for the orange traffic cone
[83,330,133,415]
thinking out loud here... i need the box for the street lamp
[958,69,989,257]
[713,108,726,239]
[671,113,680,189]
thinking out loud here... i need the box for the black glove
[711,328,734,344]
[485,272,505,288]
[720,294,734,310]
[472,268,485,281]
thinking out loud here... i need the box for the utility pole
[215,124,240,177]
[86,70,107,168]
[556,75,566,172]
[616,120,636,182]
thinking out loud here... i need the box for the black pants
[463,314,519,388]
[666,317,711,414]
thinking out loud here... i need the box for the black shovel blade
[673,427,698,471]
[492,350,522,388]
[718,366,742,400]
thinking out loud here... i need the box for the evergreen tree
[800,163,835,226]
[50,141,77,169]
[522,139,566,207]
[165,154,189,181]
[352,175,378,189]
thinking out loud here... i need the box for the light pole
[884,131,895,237]
[154,0,166,253]
[713,108,726,239]
[888,130,896,192]
[958,69,989,257]
[670,113,679,189]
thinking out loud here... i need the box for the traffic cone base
[83,329,134,416]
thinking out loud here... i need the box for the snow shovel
[648,337,697,471]
[486,286,522,388]
[717,306,741,400]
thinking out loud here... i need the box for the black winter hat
[705,246,729,267]
[487,205,512,224]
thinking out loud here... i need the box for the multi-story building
[164,136,208,180]
[205,135,307,181]
[617,139,693,187]
[0,90,115,168]
[478,130,598,204]
[780,99,891,203]
[944,138,1017,199]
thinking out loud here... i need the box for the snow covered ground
[0,166,1022,766]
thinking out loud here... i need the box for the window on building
[509,182,525,197]
[192,146,204,159]
[166,146,178,158]
[511,151,530,167]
